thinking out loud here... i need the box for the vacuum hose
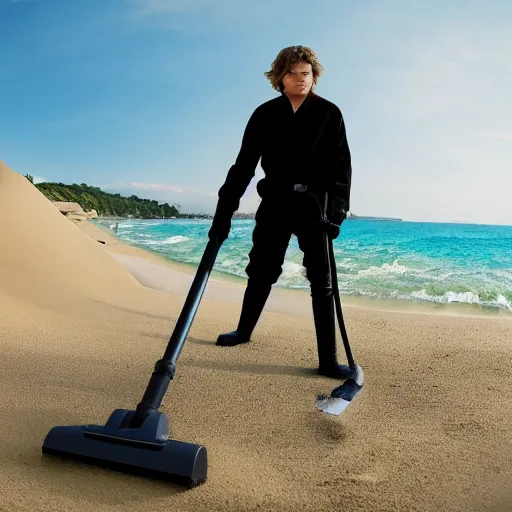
[309,191,357,372]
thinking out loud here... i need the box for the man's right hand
[208,217,231,243]
[208,201,233,243]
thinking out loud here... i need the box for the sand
[1,161,511,512]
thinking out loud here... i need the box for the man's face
[281,61,314,97]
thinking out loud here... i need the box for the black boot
[216,280,272,347]
[311,289,354,379]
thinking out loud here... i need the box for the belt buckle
[293,184,308,193]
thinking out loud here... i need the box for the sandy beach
[1,161,511,512]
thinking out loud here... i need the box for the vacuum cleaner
[42,237,222,488]
[41,189,363,490]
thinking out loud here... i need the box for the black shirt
[216,91,352,222]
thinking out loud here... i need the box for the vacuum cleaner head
[316,364,364,416]
[42,408,207,488]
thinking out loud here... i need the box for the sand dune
[1,161,511,512]
[0,162,139,305]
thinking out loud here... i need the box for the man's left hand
[317,220,341,239]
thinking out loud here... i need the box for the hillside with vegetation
[27,176,180,219]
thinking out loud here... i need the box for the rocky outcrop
[53,202,97,222]
[53,201,85,215]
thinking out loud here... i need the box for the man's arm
[208,107,262,241]
[328,109,352,225]
[216,107,263,214]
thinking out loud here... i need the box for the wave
[165,236,188,244]
[141,236,188,246]
[337,258,358,271]
[409,289,512,311]
[353,259,464,282]
[496,270,512,283]
[278,261,307,286]
[348,288,511,311]
[357,260,409,276]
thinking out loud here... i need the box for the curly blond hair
[264,45,324,93]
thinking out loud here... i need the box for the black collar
[281,90,314,113]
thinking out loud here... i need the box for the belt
[293,183,308,193]
[293,183,328,197]
[257,178,327,197]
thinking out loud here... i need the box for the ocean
[93,218,512,313]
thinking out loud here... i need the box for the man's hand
[208,201,233,243]
[328,193,348,227]
[316,219,342,240]
[330,207,347,227]
[323,206,347,240]
[208,216,231,243]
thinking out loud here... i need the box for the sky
[1,0,511,224]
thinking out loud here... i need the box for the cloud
[99,179,261,214]
[104,181,184,193]
[129,0,220,14]
[33,176,46,184]
[102,180,229,199]
[101,180,216,208]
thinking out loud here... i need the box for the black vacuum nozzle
[42,408,207,488]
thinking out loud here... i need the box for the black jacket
[215,91,352,224]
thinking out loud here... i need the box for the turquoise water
[93,218,512,312]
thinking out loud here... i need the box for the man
[208,45,353,379]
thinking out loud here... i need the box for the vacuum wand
[131,238,221,427]
[42,236,223,487]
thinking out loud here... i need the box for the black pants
[245,194,331,294]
